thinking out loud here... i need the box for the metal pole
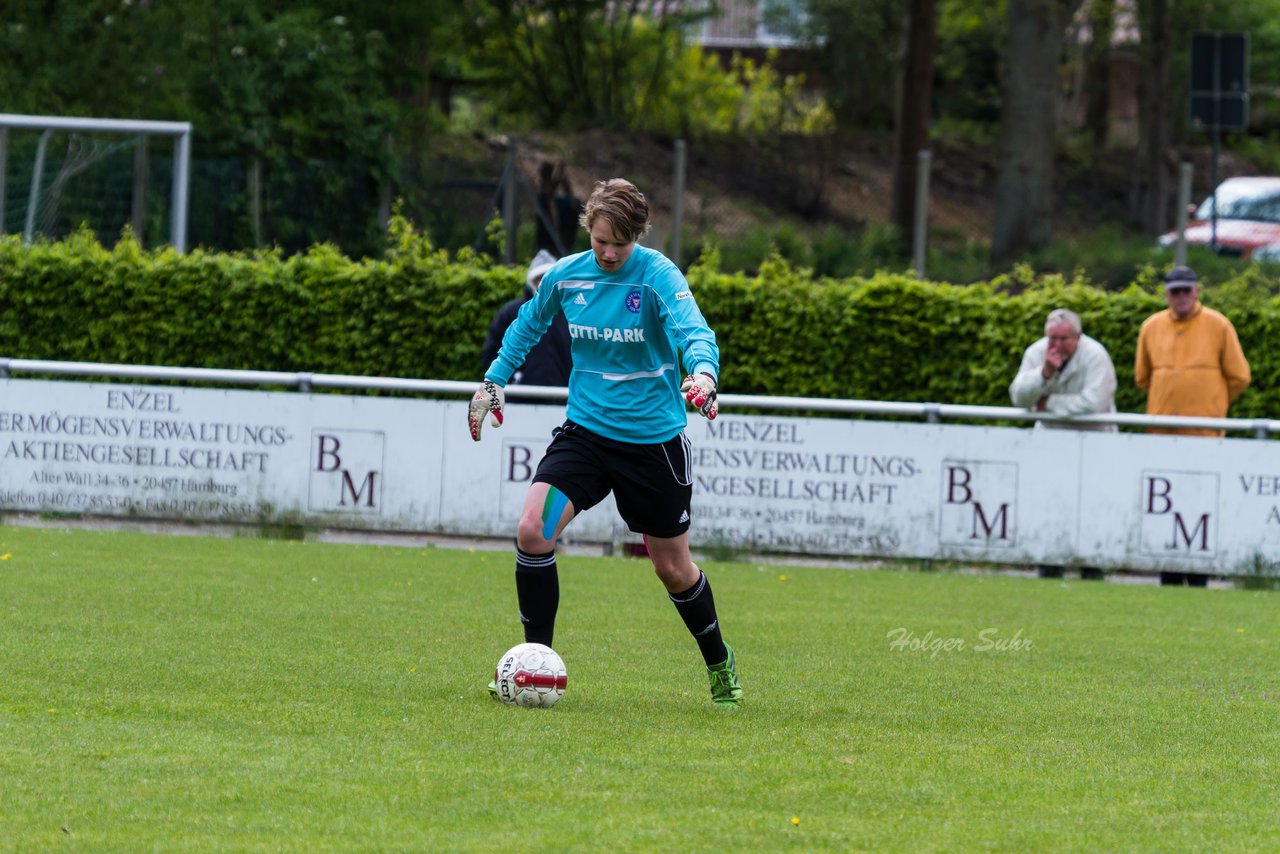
[0,127,7,234]
[1210,125,1220,252]
[171,129,190,253]
[248,156,262,247]
[503,135,518,264]
[23,128,52,244]
[1175,161,1192,266]
[912,150,931,277]
[378,132,393,231]
[672,139,686,267]
[0,113,191,135]
[131,135,148,245]
[1210,35,1220,253]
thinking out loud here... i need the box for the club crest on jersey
[625,289,642,313]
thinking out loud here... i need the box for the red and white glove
[468,380,505,440]
[681,373,719,420]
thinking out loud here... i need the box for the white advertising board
[2,378,1278,575]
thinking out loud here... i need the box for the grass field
[1,524,1278,852]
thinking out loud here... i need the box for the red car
[1158,176,1280,260]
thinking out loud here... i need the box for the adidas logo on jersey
[574,293,587,305]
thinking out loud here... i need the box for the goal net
[0,114,192,251]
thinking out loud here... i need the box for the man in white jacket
[1010,308,1117,580]
[1010,308,1117,432]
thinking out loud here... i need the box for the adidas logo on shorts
[678,510,690,523]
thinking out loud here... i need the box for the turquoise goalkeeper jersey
[484,244,719,444]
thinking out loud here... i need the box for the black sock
[515,548,558,647]
[669,570,728,667]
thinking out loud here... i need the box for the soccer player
[469,178,742,707]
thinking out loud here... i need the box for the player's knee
[516,515,553,552]
[651,562,674,587]
[649,555,684,586]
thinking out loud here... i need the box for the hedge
[2,223,1277,419]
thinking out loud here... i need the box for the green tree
[1132,0,1172,235]
[1082,0,1116,148]
[0,0,178,117]
[307,0,467,135]
[0,1,416,253]
[463,0,719,130]
[933,0,1005,124]
[765,0,907,132]
[891,0,940,246]
[991,0,1086,262]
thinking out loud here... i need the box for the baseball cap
[1164,265,1198,290]
[526,249,558,291]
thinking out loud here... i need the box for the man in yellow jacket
[1134,265,1251,438]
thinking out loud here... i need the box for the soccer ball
[494,642,567,708]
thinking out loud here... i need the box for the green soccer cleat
[707,643,743,707]
[487,679,498,699]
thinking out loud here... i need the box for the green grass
[1,526,1278,851]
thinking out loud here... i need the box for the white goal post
[0,113,192,252]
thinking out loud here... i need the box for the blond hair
[579,178,651,242]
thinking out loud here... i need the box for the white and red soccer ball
[494,643,567,708]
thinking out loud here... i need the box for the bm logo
[309,429,384,514]
[1141,471,1217,556]
[500,439,546,517]
[940,461,1017,547]
[503,441,541,484]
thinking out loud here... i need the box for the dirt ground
[507,129,987,243]
[501,129,1262,255]
[505,129,1159,251]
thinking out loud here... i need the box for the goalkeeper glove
[681,372,719,420]
[468,380,505,440]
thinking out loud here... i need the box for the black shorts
[532,421,693,538]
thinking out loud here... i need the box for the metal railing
[1,357,1276,438]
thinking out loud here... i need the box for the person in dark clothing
[535,162,582,256]
[480,250,572,386]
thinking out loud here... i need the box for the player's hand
[468,380,505,441]
[681,373,719,420]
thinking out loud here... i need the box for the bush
[0,223,517,381]
[2,224,1275,421]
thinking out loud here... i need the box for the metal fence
[3,356,1277,438]
[0,126,899,271]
